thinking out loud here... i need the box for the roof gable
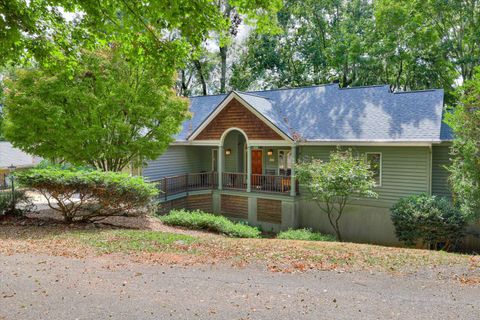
[189,92,292,141]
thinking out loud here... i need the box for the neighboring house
[0,141,41,186]
[143,84,475,247]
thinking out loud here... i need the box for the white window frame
[365,152,382,187]
[212,149,218,172]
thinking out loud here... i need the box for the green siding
[143,146,213,181]
[298,146,431,207]
[223,131,246,173]
[432,145,452,198]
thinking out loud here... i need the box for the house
[0,141,42,187]
[143,84,477,247]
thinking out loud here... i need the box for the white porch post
[290,145,297,196]
[218,145,223,190]
[247,145,252,192]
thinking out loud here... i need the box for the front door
[251,150,263,187]
[251,150,263,175]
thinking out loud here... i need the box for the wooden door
[251,150,263,175]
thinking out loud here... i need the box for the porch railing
[222,172,247,191]
[156,172,216,200]
[153,171,297,200]
[251,174,293,194]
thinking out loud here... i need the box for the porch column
[290,145,297,196]
[247,145,252,192]
[218,145,223,190]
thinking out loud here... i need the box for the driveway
[0,253,478,320]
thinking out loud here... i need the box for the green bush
[391,194,466,251]
[277,228,336,241]
[160,209,261,238]
[15,166,158,222]
[0,190,35,216]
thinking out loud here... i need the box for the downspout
[428,145,433,196]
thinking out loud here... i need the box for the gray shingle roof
[0,142,41,168]
[177,84,450,142]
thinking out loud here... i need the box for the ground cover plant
[72,230,197,254]
[160,209,261,238]
[277,228,335,242]
[16,166,158,223]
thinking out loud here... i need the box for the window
[366,153,382,186]
[278,150,292,176]
[212,149,218,172]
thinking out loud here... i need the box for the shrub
[15,167,158,223]
[0,190,36,216]
[160,209,261,238]
[391,194,466,251]
[277,228,336,242]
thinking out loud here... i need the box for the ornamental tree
[445,67,480,220]
[3,47,189,171]
[296,150,378,241]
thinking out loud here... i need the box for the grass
[277,228,336,242]
[160,209,261,238]
[70,229,198,253]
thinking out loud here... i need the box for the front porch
[156,128,298,200]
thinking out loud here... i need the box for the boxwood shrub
[160,209,261,238]
[16,166,158,222]
[390,194,466,251]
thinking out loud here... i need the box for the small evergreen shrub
[391,194,466,250]
[0,190,35,216]
[16,166,158,222]
[277,228,336,241]
[160,209,261,238]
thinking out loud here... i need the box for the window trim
[365,152,382,187]
[278,149,292,176]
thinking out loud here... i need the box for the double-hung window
[366,152,382,186]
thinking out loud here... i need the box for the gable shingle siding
[194,100,284,140]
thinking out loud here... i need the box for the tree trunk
[220,45,227,93]
[193,59,207,95]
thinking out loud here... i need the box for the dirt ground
[0,204,479,319]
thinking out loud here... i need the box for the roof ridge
[393,88,442,94]
[236,91,272,100]
[338,85,389,90]
[189,93,227,98]
[246,83,337,94]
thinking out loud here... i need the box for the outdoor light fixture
[267,149,273,156]
[225,149,231,156]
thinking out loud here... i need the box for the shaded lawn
[0,224,478,275]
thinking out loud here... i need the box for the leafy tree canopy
[1,0,281,70]
[446,66,480,220]
[229,0,480,104]
[3,46,189,171]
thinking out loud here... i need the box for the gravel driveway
[0,253,478,320]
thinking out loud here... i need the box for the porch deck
[153,172,298,201]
